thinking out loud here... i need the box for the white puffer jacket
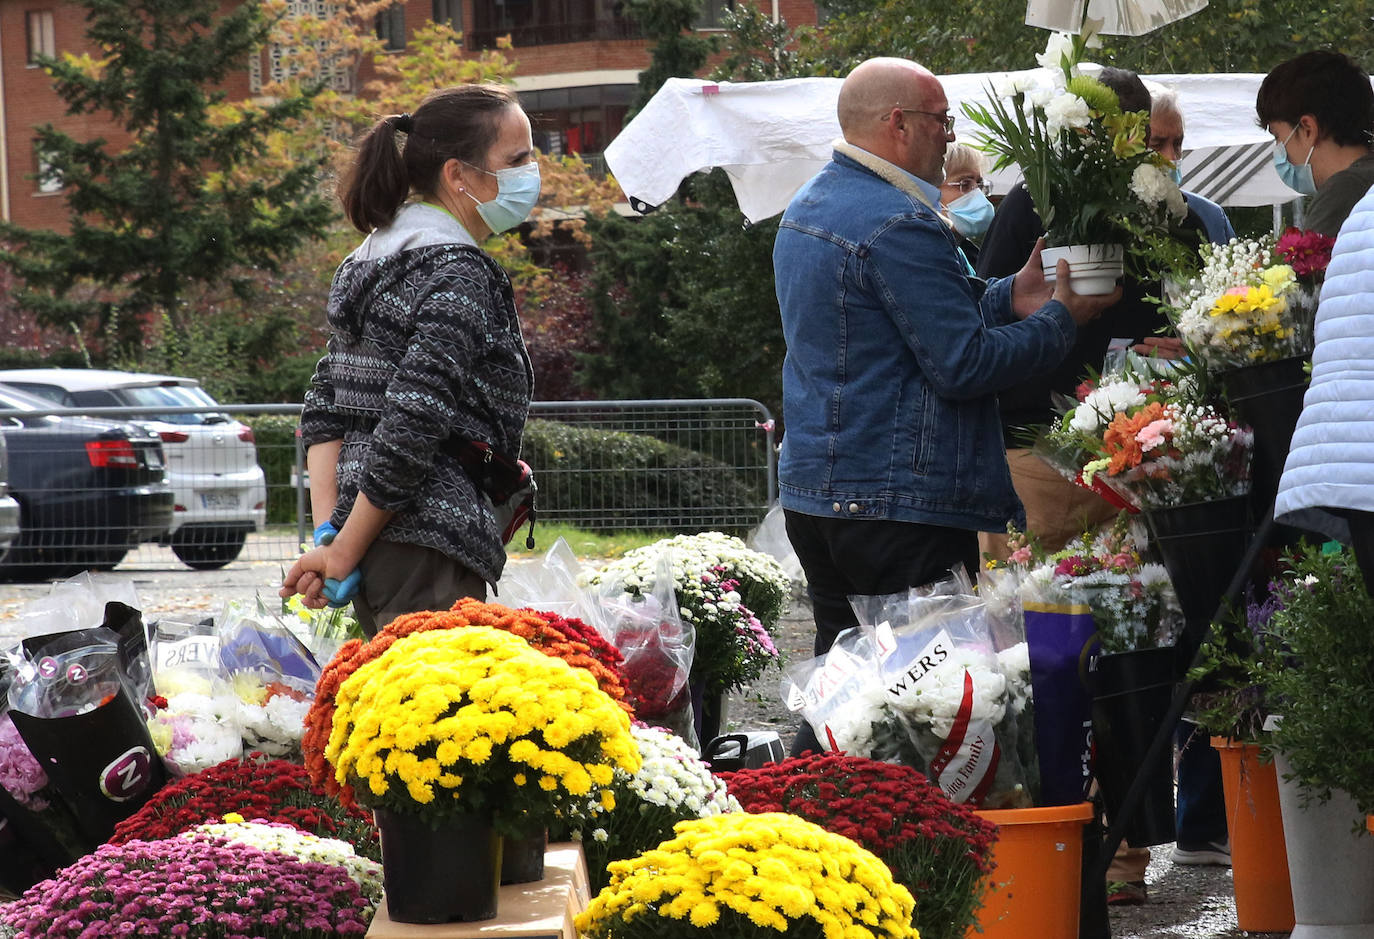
[1275,183,1374,541]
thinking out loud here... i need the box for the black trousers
[1348,510,1374,598]
[783,509,979,755]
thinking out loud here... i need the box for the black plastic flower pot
[374,809,501,923]
[1089,647,1177,847]
[500,827,547,885]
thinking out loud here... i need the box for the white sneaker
[1170,840,1231,866]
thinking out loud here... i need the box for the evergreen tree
[578,172,786,418]
[623,0,717,115]
[0,0,333,357]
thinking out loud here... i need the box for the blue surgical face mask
[1168,165,1183,186]
[1273,124,1317,196]
[464,161,541,233]
[945,189,995,239]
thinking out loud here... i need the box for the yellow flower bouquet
[575,812,918,939]
[323,626,640,835]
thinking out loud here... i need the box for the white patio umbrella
[1025,0,1208,35]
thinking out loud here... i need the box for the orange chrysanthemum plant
[303,599,631,805]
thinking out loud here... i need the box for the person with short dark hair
[280,84,537,634]
[1257,49,1374,236]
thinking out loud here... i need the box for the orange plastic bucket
[1211,737,1295,933]
[971,802,1094,939]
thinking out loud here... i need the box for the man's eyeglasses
[943,177,992,195]
[883,108,956,133]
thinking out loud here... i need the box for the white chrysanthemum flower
[1044,92,1092,135]
[1130,163,1171,206]
[1070,380,1149,432]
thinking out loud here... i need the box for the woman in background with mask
[1258,50,1374,237]
[938,142,994,266]
[281,84,537,634]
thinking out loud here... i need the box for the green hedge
[245,415,768,533]
[246,414,301,526]
[520,419,767,534]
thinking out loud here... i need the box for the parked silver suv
[0,369,267,570]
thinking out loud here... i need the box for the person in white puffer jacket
[1275,181,1374,590]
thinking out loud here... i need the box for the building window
[34,151,62,194]
[694,0,734,29]
[26,10,55,65]
[376,3,406,51]
[252,2,352,94]
[433,0,462,31]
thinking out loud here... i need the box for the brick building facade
[0,0,819,230]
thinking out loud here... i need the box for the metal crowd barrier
[0,398,776,579]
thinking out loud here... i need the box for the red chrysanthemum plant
[302,599,631,805]
[108,755,379,860]
[718,752,999,939]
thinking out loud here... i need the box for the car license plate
[200,491,240,509]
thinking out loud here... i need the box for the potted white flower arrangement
[963,25,1191,291]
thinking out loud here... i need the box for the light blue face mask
[1168,165,1183,186]
[945,188,995,239]
[1273,124,1317,196]
[464,161,541,233]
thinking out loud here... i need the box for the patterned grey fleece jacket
[300,202,533,586]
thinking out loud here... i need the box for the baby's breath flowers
[575,812,918,939]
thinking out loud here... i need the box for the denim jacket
[773,145,1077,531]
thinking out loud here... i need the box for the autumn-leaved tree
[0,0,332,357]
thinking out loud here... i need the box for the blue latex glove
[314,521,338,546]
[323,568,361,608]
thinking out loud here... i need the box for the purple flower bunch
[0,714,49,811]
[0,834,372,937]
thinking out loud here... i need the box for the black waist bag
[453,440,537,549]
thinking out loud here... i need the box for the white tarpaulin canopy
[605,72,1298,225]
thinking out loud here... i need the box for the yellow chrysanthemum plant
[323,626,640,836]
[575,812,920,939]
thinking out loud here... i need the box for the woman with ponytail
[281,84,538,635]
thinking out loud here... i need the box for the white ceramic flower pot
[1272,747,1374,938]
[1041,244,1124,296]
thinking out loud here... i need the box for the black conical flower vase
[1090,647,1178,847]
[1219,356,1310,517]
[1143,495,1252,631]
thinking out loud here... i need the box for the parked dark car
[0,384,174,580]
